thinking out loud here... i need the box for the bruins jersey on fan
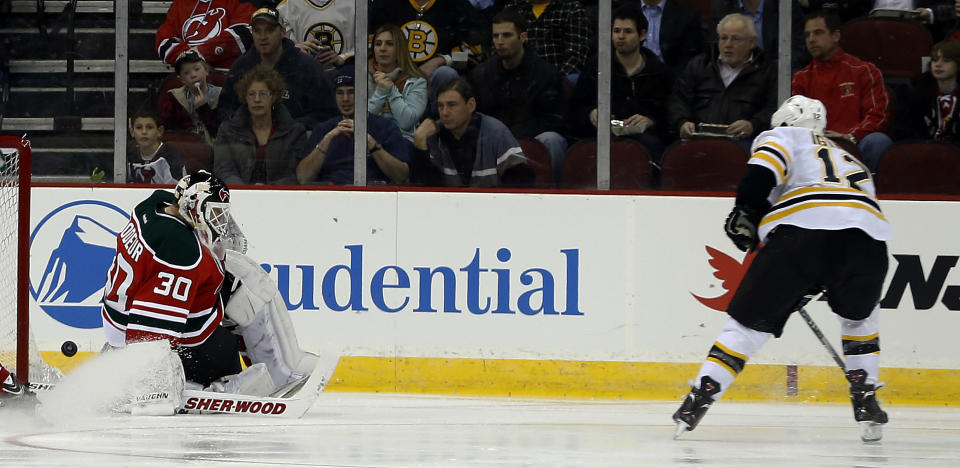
[277,0,356,60]
[749,126,893,242]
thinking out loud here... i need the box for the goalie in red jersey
[100,171,322,414]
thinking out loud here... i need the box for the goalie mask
[770,95,827,135]
[175,170,231,249]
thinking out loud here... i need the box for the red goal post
[0,135,32,384]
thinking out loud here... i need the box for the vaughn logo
[265,245,584,316]
[695,246,960,311]
[30,200,129,328]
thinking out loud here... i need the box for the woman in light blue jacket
[368,24,428,142]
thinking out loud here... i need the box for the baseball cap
[174,49,206,74]
[250,7,281,26]
[333,69,354,89]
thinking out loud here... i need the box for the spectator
[368,24,430,143]
[708,0,806,70]
[127,110,187,184]
[468,8,567,183]
[801,0,955,38]
[369,0,478,103]
[638,0,704,77]
[278,0,355,71]
[792,10,892,172]
[503,0,592,83]
[297,70,411,185]
[572,4,673,169]
[159,50,222,145]
[411,79,534,187]
[214,64,306,185]
[219,7,337,129]
[903,40,960,144]
[668,13,777,148]
[156,0,255,70]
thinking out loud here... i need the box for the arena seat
[560,138,652,190]
[161,131,214,173]
[839,18,932,80]
[659,138,748,191]
[516,138,553,188]
[876,141,960,195]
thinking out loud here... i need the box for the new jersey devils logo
[182,8,227,45]
[692,246,757,312]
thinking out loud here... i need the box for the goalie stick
[25,357,333,419]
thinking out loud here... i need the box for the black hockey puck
[61,340,78,357]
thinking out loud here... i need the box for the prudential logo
[30,200,129,328]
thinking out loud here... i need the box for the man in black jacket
[218,7,337,129]
[572,4,674,167]
[467,8,567,183]
[667,13,777,149]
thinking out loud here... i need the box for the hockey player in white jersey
[672,96,892,441]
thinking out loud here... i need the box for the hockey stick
[793,287,847,372]
[179,354,336,418]
[797,307,847,372]
[26,356,335,419]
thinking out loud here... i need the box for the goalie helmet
[175,170,231,249]
[770,95,827,135]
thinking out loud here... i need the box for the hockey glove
[724,206,762,252]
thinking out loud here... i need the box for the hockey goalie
[94,170,332,415]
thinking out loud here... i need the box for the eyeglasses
[718,35,749,43]
[246,90,272,100]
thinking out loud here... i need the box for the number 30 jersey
[101,190,225,348]
[748,126,893,242]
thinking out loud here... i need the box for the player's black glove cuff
[724,206,763,252]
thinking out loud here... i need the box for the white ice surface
[2,393,959,467]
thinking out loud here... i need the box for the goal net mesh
[0,144,61,384]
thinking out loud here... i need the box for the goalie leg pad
[204,363,276,397]
[224,251,321,387]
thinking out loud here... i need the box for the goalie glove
[724,206,763,252]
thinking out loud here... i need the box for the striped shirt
[749,126,893,242]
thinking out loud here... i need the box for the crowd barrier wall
[29,187,960,405]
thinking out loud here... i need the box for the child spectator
[159,50,223,145]
[127,111,187,184]
[904,40,960,144]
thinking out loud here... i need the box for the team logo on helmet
[402,20,438,62]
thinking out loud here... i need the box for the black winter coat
[467,48,566,139]
[667,47,777,137]
[571,47,674,139]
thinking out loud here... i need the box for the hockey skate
[0,371,40,412]
[672,376,722,439]
[846,369,888,442]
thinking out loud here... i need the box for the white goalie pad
[38,340,185,419]
[223,251,320,388]
[201,362,277,397]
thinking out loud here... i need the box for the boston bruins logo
[401,20,438,62]
[304,23,344,55]
[306,0,335,8]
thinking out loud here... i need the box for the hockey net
[0,136,60,384]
